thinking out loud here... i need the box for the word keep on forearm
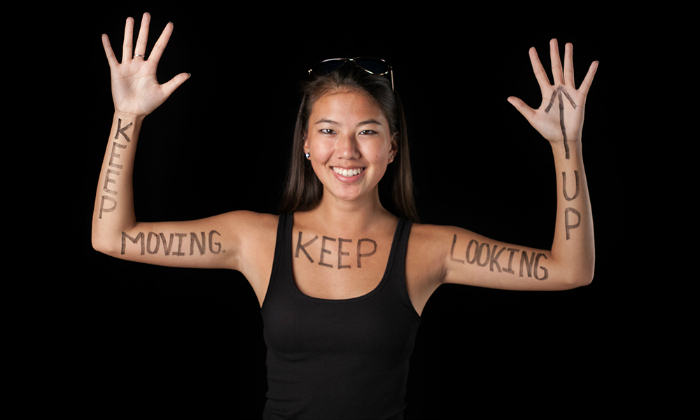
[98,118,132,219]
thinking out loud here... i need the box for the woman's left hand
[507,39,598,152]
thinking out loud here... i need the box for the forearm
[550,140,595,285]
[92,112,143,252]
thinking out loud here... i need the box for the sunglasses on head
[308,57,394,92]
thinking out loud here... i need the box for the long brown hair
[278,64,419,222]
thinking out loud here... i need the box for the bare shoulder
[406,222,488,287]
[409,222,457,240]
[408,223,459,255]
[407,223,463,269]
[405,223,459,315]
[226,211,279,305]
[406,224,455,278]
[225,210,279,235]
[226,210,279,262]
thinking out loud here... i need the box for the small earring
[305,152,310,159]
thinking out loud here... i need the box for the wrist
[114,110,146,124]
[111,112,143,145]
[550,137,583,160]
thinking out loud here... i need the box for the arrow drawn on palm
[507,39,598,158]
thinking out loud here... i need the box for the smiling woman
[92,13,598,420]
[280,62,416,222]
[301,90,397,206]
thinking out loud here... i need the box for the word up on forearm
[562,170,581,240]
[98,118,132,219]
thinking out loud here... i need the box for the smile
[332,167,365,177]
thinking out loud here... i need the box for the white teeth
[333,167,364,177]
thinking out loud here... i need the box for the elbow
[91,235,108,255]
[575,270,594,288]
[91,231,119,257]
[552,250,595,289]
[580,256,596,286]
[563,263,595,289]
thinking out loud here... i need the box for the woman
[93,13,597,420]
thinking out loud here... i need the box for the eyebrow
[314,118,383,127]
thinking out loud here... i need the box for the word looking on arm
[450,235,549,280]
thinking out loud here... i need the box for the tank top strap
[267,212,294,297]
[394,217,412,260]
[381,217,419,320]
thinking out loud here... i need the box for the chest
[291,229,393,300]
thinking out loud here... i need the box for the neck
[311,188,394,234]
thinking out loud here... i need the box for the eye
[359,129,377,135]
[320,128,336,135]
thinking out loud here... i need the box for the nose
[336,133,361,159]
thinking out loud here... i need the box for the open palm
[102,13,189,118]
[508,39,598,156]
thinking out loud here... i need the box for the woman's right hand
[102,13,190,118]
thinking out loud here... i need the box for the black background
[41,3,660,418]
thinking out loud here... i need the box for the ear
[389,133,399,163]
[303,131,309,153]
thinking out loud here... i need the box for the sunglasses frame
[308,57,394,92]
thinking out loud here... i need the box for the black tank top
[261,213,420,420]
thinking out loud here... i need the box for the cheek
[365,143,391,162]
[309,141,334,161]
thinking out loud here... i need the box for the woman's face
[304,90,397,204]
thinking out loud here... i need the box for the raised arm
[504,39,597,287]
[91,14,276,285]
[93,13,187,253]
[410,39,597,300]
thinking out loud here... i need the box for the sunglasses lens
[312,59,347,75]
[354,58,389,74]
[310,58,390,76]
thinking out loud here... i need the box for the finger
[122,17,134,61]
[161,72,191,100]
[134,12,151,58]
[148,21,174,65]
[101,34,118,67]
[549,38,564,85]
[507,96,536,123]
[579,60,599,96]
[529,47,551,88]
[564,42,574,87]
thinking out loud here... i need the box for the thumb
[161,72,191,100]
[507,96,536,123]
